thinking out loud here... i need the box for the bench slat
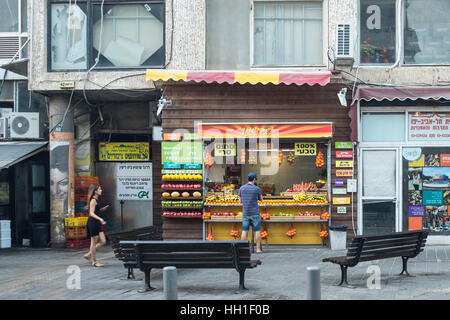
[354,231,426,241]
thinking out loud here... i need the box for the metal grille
[0,36,20,60]
[337,24,351,57]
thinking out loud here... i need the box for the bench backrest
[120,240,252,269]
[346,231,428,265]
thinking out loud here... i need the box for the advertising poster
[408,168,422,191]
[408,206,425,217]
[50,132,74,218]
[408,217,423,231]
[423,190,443,206]
[116,163,153,201]
[404,146,450,233]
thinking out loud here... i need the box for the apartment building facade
[26,0,450,247]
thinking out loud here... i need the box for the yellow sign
[295,142,317,156]
[99,142,150,161]
[408,154,425,167]
[336,170,353,177]
[333,197,351,205]
[336,160,353,168]
[214,143,236,156]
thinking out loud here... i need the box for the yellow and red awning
[146,69,331,86]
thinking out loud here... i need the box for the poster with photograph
[422,167,450,190]
[425,153,440,167]
[424,206,449,232]
[408,168,423,191]
[408,190,422,206]
[444,191,450,205]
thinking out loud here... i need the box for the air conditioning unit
[9,112,41,139]
[0,118,7,139]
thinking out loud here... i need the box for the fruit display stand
[161,170,204,221]
[203,195,330,245]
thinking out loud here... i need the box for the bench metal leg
[235,269,248,293]
[338,265,350,286]
[400,257,412,276]
[138,268,155,293]
[120,267,137,281]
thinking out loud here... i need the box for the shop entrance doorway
[359,148,400,235]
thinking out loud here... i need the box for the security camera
[337,88,347,107]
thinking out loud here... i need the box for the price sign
[214,143,236,156]
[295,143,317,156]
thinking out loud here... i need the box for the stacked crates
[0,220,11,248]
[65,217,89,248]
[67,176,99,248]
[74,176,99,217]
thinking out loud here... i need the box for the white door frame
[358,147,402,234]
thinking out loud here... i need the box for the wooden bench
[109,226,161,280]
[322,230,428,286]
[120,240,262,292]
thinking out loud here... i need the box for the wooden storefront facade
[158,81,357,243]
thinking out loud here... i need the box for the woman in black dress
[83,184,109,267]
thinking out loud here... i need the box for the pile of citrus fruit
[162,173,202,180]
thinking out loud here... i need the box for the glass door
[359,148,400,235]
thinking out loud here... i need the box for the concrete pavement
[0,244,449,300]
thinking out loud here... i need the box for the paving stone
[0,245,449,300]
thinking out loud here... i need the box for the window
[48,1,165,71]
[359,0,396,64]
[362,113,405,142]
[0,0,28,61]
[404,0,450,65]
[253,1,323,66]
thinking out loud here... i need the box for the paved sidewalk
[0,244,449,300]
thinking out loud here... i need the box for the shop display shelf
[162,188,202,191]
[162,197,203,201]
[211,216,239,220]
[204,203,328,207]
[204,219,328,223]
[162,179,203,182]
[162,206,204,210]
[163,215,203,219]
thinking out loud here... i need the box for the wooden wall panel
[152,141,163,232]
[160,82,358,239]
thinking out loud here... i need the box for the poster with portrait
[50,132,75,217]
[408,168,423,191]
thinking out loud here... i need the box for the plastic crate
[75,194,88,202]
[75,201,88,213]
[66,238,90,249]
[75,212,89,218]
[75,176,99,192]
[65,226,87,239]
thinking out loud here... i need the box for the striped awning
[146,69,331,86]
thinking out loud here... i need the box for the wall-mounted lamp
[337,88,348,107]
[157,98,172,116]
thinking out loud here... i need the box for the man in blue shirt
[238,172,263,253]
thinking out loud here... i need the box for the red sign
[408,217,423,231]
[441,154,450,167]
[336,151,353,159]
[197,123,333,139]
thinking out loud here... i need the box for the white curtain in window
[50,4,87,70]
[363,150,396,197]
[254,2,322,66]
